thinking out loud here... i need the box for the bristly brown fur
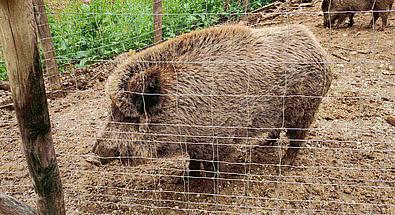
[94,24,333,177]
[106,25,251,104]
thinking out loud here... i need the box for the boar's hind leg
[369,12,380,28]
[334,14,347,28]
[380,13,389,31]
[282,97,320,166]
[348,13,355,27]
[282,128,307,165]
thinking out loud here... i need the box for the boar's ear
[126,68,162,116]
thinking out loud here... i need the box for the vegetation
[0,48,5,80]
[0,0,270,80]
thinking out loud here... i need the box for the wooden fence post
[153,0,163,43]
[0,1,66,215]
[33,0,61,90]
[243,0,249,12]
[224,0,230,12]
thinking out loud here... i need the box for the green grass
[48,0,154,68]
[0,0,270,81]
[0,66,6,80]
[0,49,6,80]
[163,0,270,38]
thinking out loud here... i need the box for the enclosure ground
[1,1,394,214]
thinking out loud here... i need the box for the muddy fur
[93,24,332,176]
[321,0,394,30]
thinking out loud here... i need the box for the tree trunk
[0,1,66,214]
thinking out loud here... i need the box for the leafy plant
[47,0,154,68]
[0,64,6,81]
[0,49,6,80]
[0,0,270,80]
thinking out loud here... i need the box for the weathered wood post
[224,0,230,12]
[243,0,249,12]
[153,0,163,43]
[33,0,61,90]
[0,1,66,215]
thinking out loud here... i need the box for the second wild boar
[321,0,394,30]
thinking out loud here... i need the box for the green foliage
[48,0,153,68]
[0,50,6,80]
[163,0,269,39]
[0,0,270,80]
[0,64,6,80]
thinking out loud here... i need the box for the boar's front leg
[203,161,219,178]
[188,153,202,178]
[187,145,222,179]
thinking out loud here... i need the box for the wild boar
[321,0,394,30]
[92,24,332,177]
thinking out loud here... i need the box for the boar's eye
[127,68,162,116]
[135,92,160,115]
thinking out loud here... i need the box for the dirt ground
[1,1,394,214]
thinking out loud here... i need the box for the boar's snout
[92,121,121,164]
[92,106,143,165]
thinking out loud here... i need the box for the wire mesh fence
[0,0,394,214]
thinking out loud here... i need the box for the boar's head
[92,65,168,165]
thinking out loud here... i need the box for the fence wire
[0,0,394,214]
